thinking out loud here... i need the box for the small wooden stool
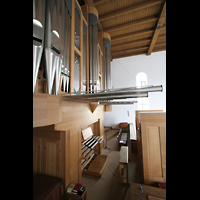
[119,146,129,184]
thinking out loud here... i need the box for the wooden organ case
[81,127,108,177]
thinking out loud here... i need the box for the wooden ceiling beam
[152,46,166,52]
[112,51,146,59]
[112,28,153,42]
[112,46,165,59]
[147,0,166,55]
[112,42,166,59]
[111,46,149,55]
[112,38,151,50]
[99,0,164,22]
[111,25,166,42]
[103,15,158,33]
[93,0,110,6]
[154,42,166,47]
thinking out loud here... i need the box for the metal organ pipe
[103,33,111,90]
[33,0,46,93]
[61,0,71,93]
[83,20,87,91]
[44,0,63,95]
[88,7,99,92]
[62,85,163,102]
[41,0,72,95]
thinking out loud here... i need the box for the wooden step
[82,154,109,177]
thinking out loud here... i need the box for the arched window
[136,72,149,110]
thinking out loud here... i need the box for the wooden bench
[119,146,129,184]
[119,132,127,145]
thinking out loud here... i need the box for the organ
[33,0,164,194]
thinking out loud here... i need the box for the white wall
[104,51,166,138]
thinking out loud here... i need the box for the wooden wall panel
[33,93,61,128]
[55,100,105,187]
[33,98,105,190]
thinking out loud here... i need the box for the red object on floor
[159,182,166,189]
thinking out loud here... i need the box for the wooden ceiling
[79,0,166,59]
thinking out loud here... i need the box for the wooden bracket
[90,102,99,113]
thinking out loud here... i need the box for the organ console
[81,127,108,177]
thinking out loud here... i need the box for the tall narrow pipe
[33,0,45,93]
[63,85,162,99]
[103,32,111,90]
[99,101,138,105]
[83,20,87,91]
[64,92,148,102]
[44,0,63,95]
[61,0,71,93]
[88,6,99,92]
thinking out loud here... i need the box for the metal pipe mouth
[51,45,60,54]
[33,36,42,43]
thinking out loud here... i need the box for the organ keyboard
[81,127,108,177]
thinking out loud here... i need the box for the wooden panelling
[139,112,166,185]
[130,182,166,200]
[146,127,162,178]
[33,93,61,128]
[55,100,105,185]
[33,99,105,190]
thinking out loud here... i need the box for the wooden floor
[82,128,143,200]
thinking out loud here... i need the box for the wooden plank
[111,25,165,43]
[130,182,166,200]
[112,52,146,59]
[93,0,109,6]
[112,46,149,55]
[87,154,108,174]
[33,93,61,128]
[103,16,158,33]
[119,146,128,164]
[99,0,164,22]
[112,28,154,42]
[111,38,151,50]
[148,196,165,200]
[147,1,166,55]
